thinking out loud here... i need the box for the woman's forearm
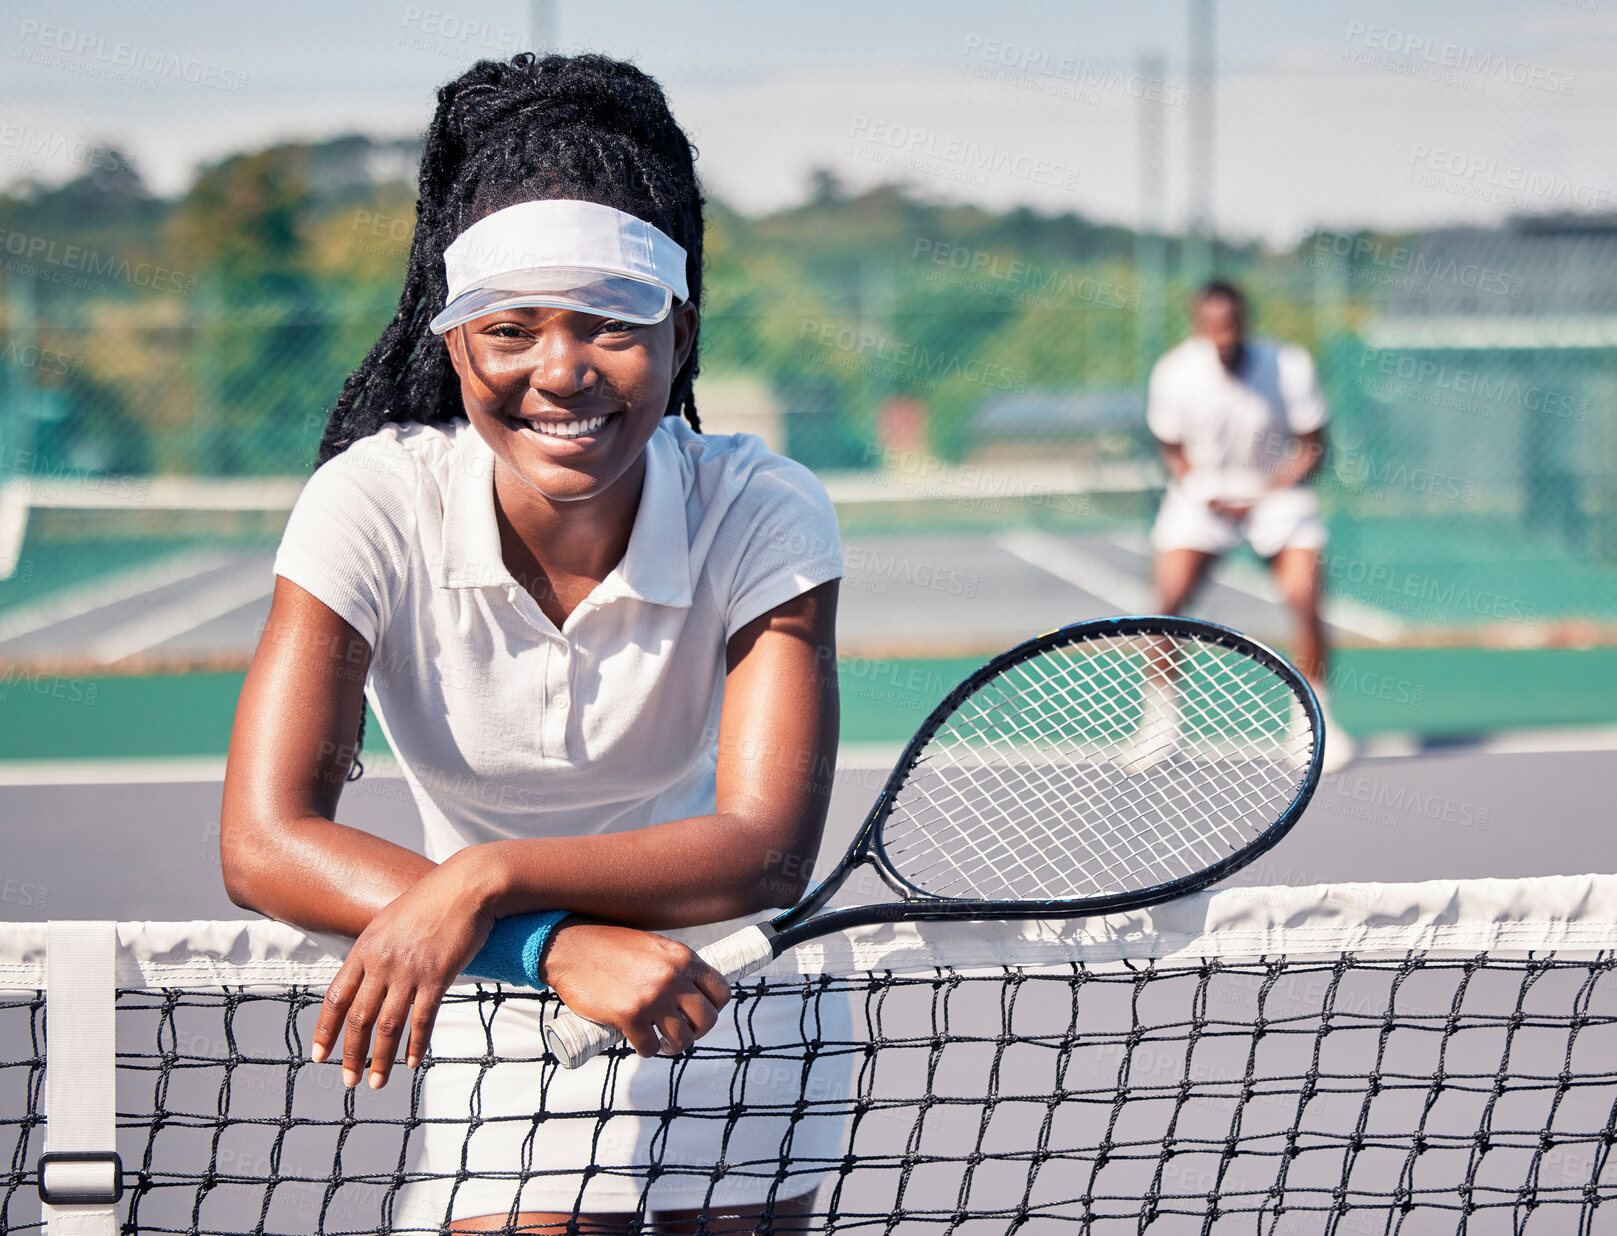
[466,811,813,930]
[223,813,436,938]
[224,584,835,941]
[226,806,808,941]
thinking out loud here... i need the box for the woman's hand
[538,920,732,1058]
[311,856,495,1089]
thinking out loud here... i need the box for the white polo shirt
[1146,336,1328,503]
[272,416,843,867]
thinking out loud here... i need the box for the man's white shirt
[1146,336,1328,504]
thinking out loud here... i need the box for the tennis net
[3,874,1616,1234]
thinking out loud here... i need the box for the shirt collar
[436,419,692,609]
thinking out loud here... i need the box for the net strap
[41,920,120,1236]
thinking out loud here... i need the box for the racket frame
[764,615,1323,954]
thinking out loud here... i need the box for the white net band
[3,873,1615,991]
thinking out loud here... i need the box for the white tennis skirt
[392,978,855,1226]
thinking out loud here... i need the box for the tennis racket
[545,615,1323,1069]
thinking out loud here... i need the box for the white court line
[839,742,905,770]
[0,757,404,786]
[1356,726,1617,761]
[0,749,911,786]
[994,528,1155,613]
[87,565,274,664]
[0,550,237,645]
[1352,734,1423,761]
[0,486,27,578]
[0,757,232,785]
[1176,551,1406,643]
[3,728,1613,788]
[1103,528,1406,643]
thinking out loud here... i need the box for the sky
[4,0,1615,246]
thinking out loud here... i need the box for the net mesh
[882,629,1315,902]
[4,877,1617,1235]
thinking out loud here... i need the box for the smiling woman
[442,274,701,628]
[447,292,697,511]
[217,52,848,1233]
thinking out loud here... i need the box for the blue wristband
[463,910,572,989]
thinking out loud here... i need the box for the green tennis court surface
[838,646,1617,746]
[0,647,1611,762]
[6,507,1616,667]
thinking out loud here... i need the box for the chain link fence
[3,10,1615,643]
[8,180,1614,634]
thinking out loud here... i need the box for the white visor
[429,198,689,335]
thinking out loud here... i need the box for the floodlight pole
[1135,51,1169,380]
[530,0,557,53]
[1186,0,1216,287]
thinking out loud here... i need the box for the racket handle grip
[543,925,777,1070]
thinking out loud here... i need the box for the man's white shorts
[1151,484,1328,559]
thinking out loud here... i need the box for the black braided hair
[320,52,705,779]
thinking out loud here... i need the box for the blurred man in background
[1146,280,1352,772]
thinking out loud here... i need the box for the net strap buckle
[37,1151,124,1206]
[43,921,121,1233]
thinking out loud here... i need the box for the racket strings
[893,640,1245,888]
[881,631,1316,902]
[1016,643,1305,888]
[930,660,1299,894]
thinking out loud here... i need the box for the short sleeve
[1145,354,1185,444]
[710,451,843,642]
[1278,345,1329,434]
[271,438,420,649]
